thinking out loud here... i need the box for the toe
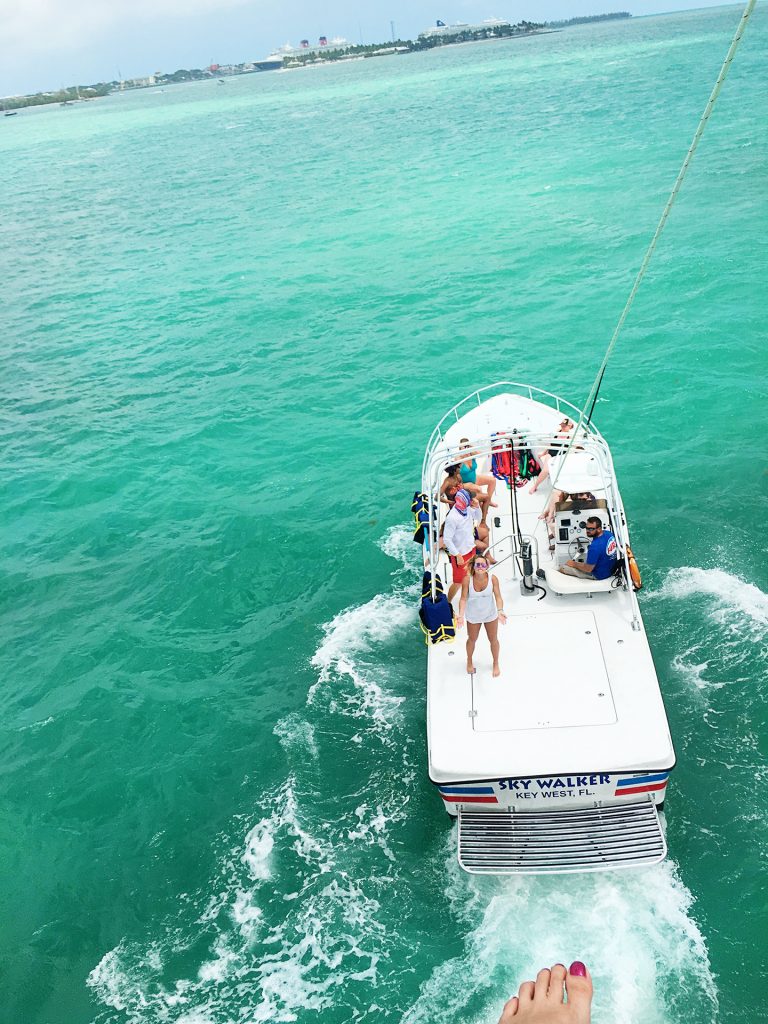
[517,980,535,1004]
[497,994,519,1022]
[534,968,551,999]
[548,963,567,1002]
[566,962,593,1023]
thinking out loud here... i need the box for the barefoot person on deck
[456,552,506,678]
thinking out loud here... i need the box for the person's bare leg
[477,473,498,507]
[466,622,481,673]
[475,526,497,564]
[498,962,592,1024]
[480,492,491,525]
[530,458,549,494]
[447,581,460,604]
[485,618,501,677]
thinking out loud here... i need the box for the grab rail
[421,381,604,480]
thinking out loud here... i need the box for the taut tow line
[554,0,757,479]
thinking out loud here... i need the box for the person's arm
[492,576,507,623]
[566,537,597,572]
[456,578,470,628]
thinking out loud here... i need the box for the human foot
[498,962,592,1024]
[466,661,475,674]
[493,663,501,678]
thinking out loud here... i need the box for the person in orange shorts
[442,489,486,604]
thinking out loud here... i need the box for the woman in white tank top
[456,553,507,678]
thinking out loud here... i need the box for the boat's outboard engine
[520,538,536,596]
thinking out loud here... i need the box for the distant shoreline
[2,12,631,112]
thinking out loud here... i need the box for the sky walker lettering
[497,774,613,800]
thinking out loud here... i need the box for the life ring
[626,545,642,591]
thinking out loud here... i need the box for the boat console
[553,499,611,568]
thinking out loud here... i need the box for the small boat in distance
[420,382,675,874]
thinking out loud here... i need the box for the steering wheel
[568,539,587,560]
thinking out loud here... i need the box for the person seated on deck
[458,437,498,521]
[441,489,492,603]
[440,464,494,525]
[559,516,618,580]
[539,490,597,534]
[539,492,596,553]
[529,417,575,494]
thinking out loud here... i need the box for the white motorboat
[420,382,675,874]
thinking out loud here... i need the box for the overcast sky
[0,0,736,96]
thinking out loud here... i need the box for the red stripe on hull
[615,782,668,796]
[440,794,498,804]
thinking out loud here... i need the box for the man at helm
[559,516,617,580]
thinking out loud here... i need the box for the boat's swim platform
[458,800,666,874]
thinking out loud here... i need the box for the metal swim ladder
[458,799,666,874]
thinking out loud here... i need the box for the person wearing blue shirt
[560,517,618,580]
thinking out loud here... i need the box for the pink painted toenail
[569,962,587,977]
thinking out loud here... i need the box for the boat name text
[498,774,612,791]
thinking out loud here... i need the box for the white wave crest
[273,713,318,759]
[307,591,413,738]
[671,648,725,692]
[379,522,422,572]
[653,567,768,628]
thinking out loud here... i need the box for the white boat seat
[544,566,616,595]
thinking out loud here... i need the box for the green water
[2,7,767,1023]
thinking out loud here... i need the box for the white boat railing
[421,381,604,481]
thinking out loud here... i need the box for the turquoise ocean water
[2,6,767,1022]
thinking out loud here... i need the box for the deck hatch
[471,611,617,732]
[458,800,666,874]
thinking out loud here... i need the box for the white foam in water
[307,524,419,739]
[347,802,398,862]
[380,522,422,572]
[273,713,319,759]
[653,567,768,629]
[88,768,385,1022]
[242,818,276,880]
[308,589,413,740]
[403,838,718,1024]
[671,647,725,692]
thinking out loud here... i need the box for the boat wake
[652,565,768,629]
[87,526,421,1023]
[649,565,768,690]
[87,534,720,1024]
[402,834,717,1024]
[306,525,419,746]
